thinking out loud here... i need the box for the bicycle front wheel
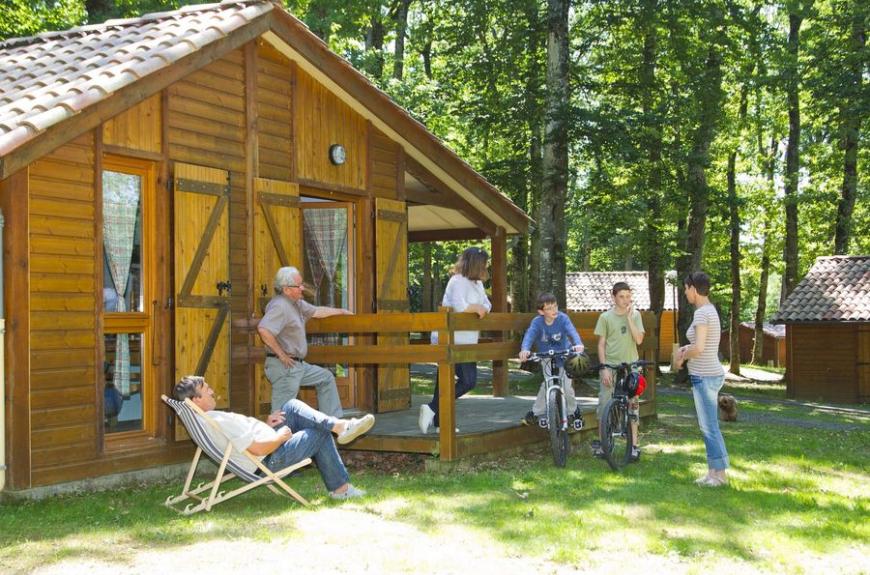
[548,388,569,467]
[600,398,633,471]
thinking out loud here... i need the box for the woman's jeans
[428,362,477,427]
[263,399,349,492]
[690,374,729,471]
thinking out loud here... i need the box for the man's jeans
[690,374,729,471]
[265,358,343,418]
[263,399,349,492]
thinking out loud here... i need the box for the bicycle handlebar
[597,360,653,370]
[526,350,578,362]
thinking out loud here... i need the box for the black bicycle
[597,360,650,471]
[527,350,582,467]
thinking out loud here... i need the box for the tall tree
[537,0,570,306]
[392,0,412,80]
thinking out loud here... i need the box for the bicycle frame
[529,350,575,432]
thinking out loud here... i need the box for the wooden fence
[234,310,658,460]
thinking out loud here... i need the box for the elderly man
[174,375,373,499]
[258,266,352,417]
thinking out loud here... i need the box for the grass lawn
[1,387,867,574]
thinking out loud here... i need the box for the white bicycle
[527,350,584,467]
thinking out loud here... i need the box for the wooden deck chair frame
[162,395,312,515]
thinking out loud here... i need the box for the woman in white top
[675,271,729,487]
[419,247,491,433]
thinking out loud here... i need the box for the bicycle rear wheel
[600,398,633,471]
[548,388,569,467]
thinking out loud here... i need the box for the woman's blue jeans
[690,374,730,471]
[263,399,349,492]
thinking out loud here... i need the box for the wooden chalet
[719,322,786,368]
[773,256,870,403]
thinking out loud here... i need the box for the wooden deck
[342,393,656,459]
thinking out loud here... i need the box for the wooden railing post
[438,307,457,460]
[490,226,508,397]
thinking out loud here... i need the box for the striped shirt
[686,304,724,376]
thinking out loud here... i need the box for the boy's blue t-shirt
[521,312,583,358]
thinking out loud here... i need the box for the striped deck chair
[162,395,311,515]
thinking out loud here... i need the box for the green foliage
[0,0,86,40]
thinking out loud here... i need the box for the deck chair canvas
[162,395,312,515]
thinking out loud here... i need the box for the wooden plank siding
[27,133,99,475]
[102,94,162,154]
[167,50,251,413]
[256,41,293,181]
[369,127,401,200]
[787,324,859,403]
[294,67,367,191]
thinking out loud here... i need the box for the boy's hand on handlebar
[519,350,531,361]
[572,344,584,353]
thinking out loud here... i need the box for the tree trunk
[675,36,725,383]
[834,8,865,254]
[782,11,803,303]
[422,242,433,311]
[537,0,570,307]
[365,15,386,79]
[85,0,115,23]
[392,0,412,81]
[640,0,665,368]
[752,137,777,365]
[727,151,741,375]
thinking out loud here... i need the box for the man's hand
[266,410,286,427]
[573,344,585,353]
[279,353,296,369]
[519,350,531,361]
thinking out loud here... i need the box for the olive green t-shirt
[594,309,645,364]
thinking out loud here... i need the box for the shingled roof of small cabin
[0,0,529,234]
[772,256,870,323]
[565,271,679,312]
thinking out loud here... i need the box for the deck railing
[234,310,658,460]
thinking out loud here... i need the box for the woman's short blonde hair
[454,246,489,281]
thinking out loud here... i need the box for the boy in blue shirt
[518,293,585,427]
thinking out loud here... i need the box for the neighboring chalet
[773,256,870,403]
[565,271,678,362]
[719,322,786,368]
[0,1,530,491]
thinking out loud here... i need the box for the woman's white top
[435,274,492,345]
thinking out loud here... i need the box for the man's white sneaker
[418,404,435,434]
[337,414,375,445]
[329,484,366,500]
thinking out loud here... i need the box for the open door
[173,163,231,413]
[252,178,302,417]
[374,197,410,412]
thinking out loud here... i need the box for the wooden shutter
[375,198,410,412]
[173,163,231,410]
[253,178,301,416]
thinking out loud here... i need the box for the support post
[437,307,456,460]
[490,226,508,397]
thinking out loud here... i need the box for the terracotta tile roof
[773,255,870,323]
[737,321,786,339]
[565,271,678,312]
[0,0,273,156]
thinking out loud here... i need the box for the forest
[3,0,867,366]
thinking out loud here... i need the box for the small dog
[718,393,738,422]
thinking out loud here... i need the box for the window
[101,157,156,441]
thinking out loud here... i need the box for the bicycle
[527,350,584,467]
[596,360,650,471]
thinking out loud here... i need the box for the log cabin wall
[256,42,293,181]
[787,324,859,403]
[27,133,99,486]
[167,50,250,413]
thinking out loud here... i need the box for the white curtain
[103,171,141,394]
[303,208,347,307]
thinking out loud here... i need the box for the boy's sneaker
[538,417,548,429]
[329,484,366,500]
[629,446,641,463]
[591,439,604,458]
[569,407,584,431]
[521,411,536,426]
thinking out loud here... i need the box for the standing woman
[419,247,491,433]
[675,272,729,486]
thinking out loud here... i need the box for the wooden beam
[408,228,487,243]
[0,15,273,180]
[244,41,258,415]
[490,226,508,397]
[1,167,31,489]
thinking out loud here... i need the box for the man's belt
[265,350,303,362]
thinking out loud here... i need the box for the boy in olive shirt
[593,282,645,461]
